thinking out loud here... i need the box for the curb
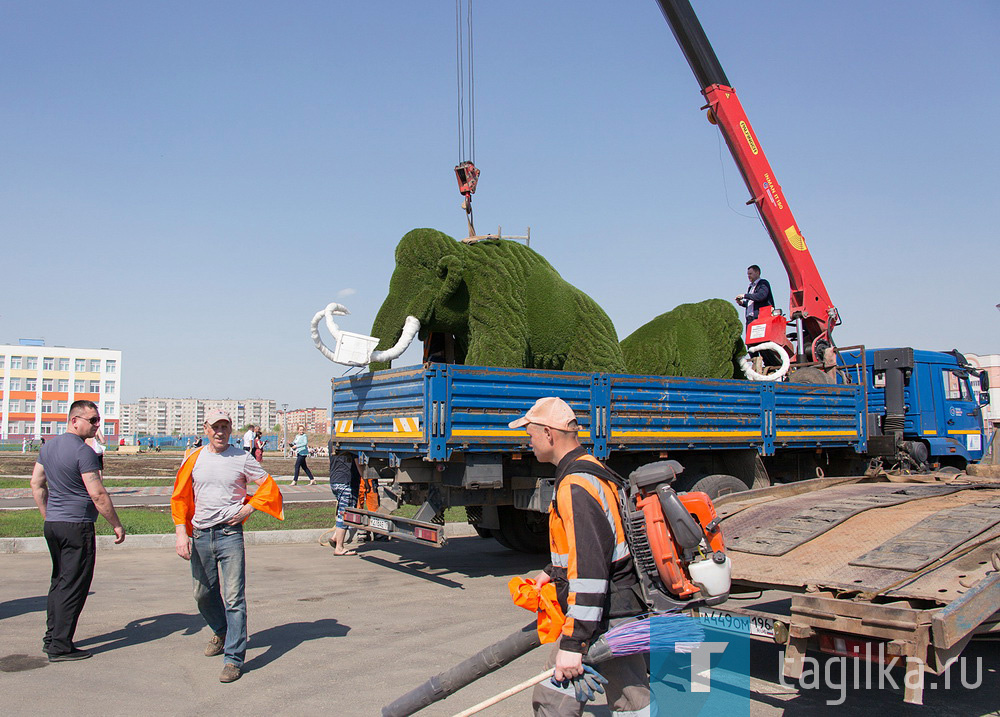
[0,523,479,554]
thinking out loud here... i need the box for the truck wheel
[474,526,493,539]
[491,528,515,550]
[496,506,549,554]
[684,474,749,499]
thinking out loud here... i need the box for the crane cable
[454,0,480,238]
[455,0,475,164]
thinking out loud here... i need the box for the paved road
[2,539,997,715]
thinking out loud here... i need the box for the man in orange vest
[509,397,649,717]
[171,409,283,684]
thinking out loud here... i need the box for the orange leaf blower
[622,461,732,609]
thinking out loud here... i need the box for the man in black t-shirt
[30,400,125,662]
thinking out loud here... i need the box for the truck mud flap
[849,497,1000,571]
[342,507,447,547]
[725,484,964,556]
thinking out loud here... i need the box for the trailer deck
[703,474,1000,704]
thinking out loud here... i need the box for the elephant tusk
[370,316,421,363]
[311,303,366,366]
[311,303,420,367]
[322,302,350,341]
[739,341,791,382]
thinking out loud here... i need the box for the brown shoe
[219,664,242,683]
[204,633,225,657]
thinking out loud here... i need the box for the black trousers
[293,455,315,481]
[43,521,96,655]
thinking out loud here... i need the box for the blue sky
[2,1,998,408]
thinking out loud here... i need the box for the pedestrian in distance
[30,400,126,663]
[290,426,316,485]
[253,427,265,463]
[171,409,284,683]
[85,428,106,472]
[509,397,650,717]
[242,424,255,453]
[327,451,361,555]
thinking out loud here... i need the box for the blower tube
[381,621,541,717]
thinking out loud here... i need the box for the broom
[381,611,703,717]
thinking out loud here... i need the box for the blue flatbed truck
[331,348,989,552]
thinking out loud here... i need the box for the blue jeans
[191,524,247,668]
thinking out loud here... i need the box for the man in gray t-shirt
[173,408,279,684]
[30,400,125,662]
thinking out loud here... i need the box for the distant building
[120,397,277,436]
[1,342,121,439]
[966,353,1000,434]
[278,407,329,435]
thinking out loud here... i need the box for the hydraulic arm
[655,0,840,362]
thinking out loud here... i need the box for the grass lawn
[0,478,177,489]
[0,503,468,538]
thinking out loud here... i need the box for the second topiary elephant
[620,299,747,379]
[366,228,626,373]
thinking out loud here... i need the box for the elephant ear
[437,254,465,300]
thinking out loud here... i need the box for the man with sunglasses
[30,400,125,662]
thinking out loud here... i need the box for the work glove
[551,664,608,703]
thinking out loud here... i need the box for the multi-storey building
[120,397,277,436]
[278,407,329,435]
[0,342,122,439]
[119,402,142,437]
[967,353,1000,435]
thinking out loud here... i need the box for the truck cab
[841,348,988,468]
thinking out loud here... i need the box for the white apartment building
[1,342,122,439]
[967,353,1000,433]
[121,397,277,436]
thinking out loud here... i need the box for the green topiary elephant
[620,299,747,379]
[368,228,626,373]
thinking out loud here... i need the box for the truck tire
[495,506,549,554]
[684,474,749,500]
[474,526,493,539]
[490,528,515,550]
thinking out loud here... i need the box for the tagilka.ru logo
[650,617,983,713]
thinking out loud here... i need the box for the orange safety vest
[171,446,284,536]
[547,449,637,652]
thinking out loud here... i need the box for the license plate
[698,608,775,638]
[368,516,392,532]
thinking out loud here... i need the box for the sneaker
[290,480,298,486]
[48,649,92,662]
[308,480,316,486]
[204,632,225,657]
[219,663,242,683]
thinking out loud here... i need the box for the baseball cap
[204,409,233,426]
[508,397,579,432]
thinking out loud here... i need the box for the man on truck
[509,397,649,716]
[735,264,774,323]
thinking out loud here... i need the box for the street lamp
[281,403,288,457]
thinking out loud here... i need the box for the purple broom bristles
[586,612,705,664]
